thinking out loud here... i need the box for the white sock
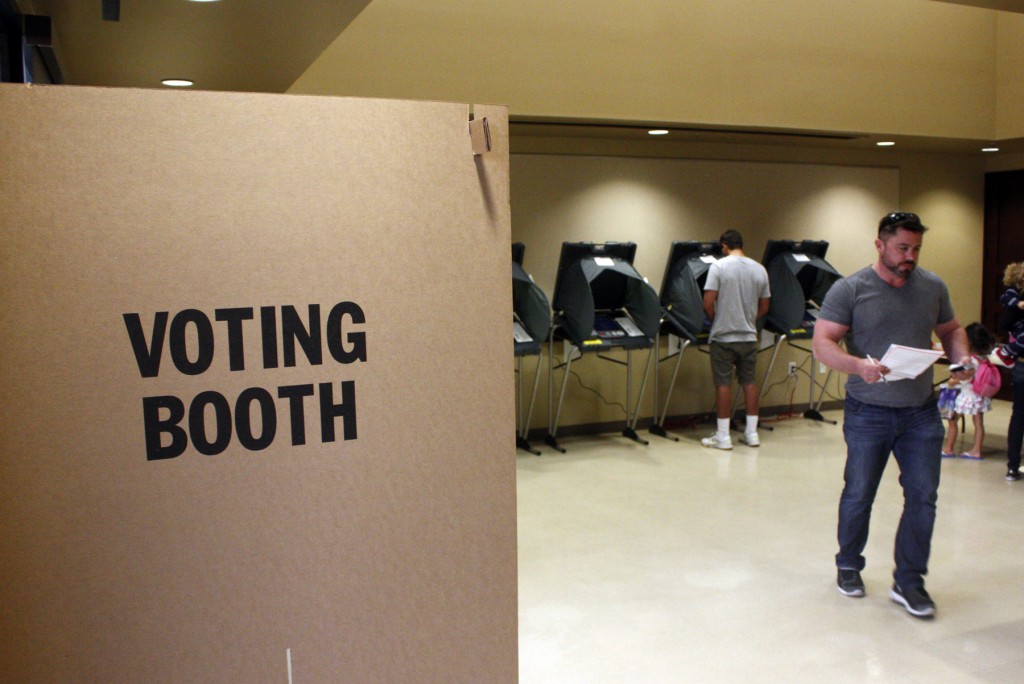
[717,418,730,439]
[746,415,759,434]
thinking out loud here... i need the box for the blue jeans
[836,395,944,590]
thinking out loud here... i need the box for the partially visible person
[993,262,1024,367]
[701,230,771,450]
[812,211,972,620]
[1005,361,1024,481]
[941,323,995,460]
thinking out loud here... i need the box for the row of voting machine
[512,238,845,452]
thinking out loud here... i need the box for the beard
[881,254,916,279]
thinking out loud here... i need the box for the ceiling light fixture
[648,129,669,136]
[161,79,194,87]
[876,141,895,147]
[982,147,1000,153]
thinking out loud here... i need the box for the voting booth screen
[761,240,842,338]
[550,242,660,349]
[658,241,723,342]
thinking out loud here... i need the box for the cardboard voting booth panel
[0,85,516,683]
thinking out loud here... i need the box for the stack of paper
[877,344,944,381]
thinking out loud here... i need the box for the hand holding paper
[876,344,944,381]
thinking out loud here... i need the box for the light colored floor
[517,400,1024,683]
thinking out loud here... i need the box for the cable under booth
[759,239,843,424]
[544,241,661,453]
[513,242,551,455]
[649,240,722,441]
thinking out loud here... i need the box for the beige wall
[996,12,1024,139]
[292,0,1006,140]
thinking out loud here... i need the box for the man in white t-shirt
[702,230,771,450]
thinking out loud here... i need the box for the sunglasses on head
[881,212,920,227]
[876,209,925,231]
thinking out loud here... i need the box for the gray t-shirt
[817,265,955,407]
[704,254,771,344]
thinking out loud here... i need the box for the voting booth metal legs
[649,333,692,441]
[759,333,838,424]
[545,340,656,453]
[516,352,544,455]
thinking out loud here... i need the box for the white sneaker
[701,434,733,450]
[741,432,760,447]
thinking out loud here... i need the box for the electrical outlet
[788,361,797,376]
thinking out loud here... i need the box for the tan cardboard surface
[0,85,515,683]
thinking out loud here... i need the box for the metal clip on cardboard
[469,116,491,155]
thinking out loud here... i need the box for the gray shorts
[709,341,759,386]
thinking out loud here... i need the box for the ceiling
[14,0,372,92]
[9,0,1024,154]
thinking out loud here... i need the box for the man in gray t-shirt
[701,230,770,450]
[813,211,971,619]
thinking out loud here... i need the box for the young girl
[942,323,996,459]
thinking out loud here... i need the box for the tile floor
[517,401,1024,683]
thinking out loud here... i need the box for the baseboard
[523,400,844,443]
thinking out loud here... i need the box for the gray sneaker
[741,432,760,447]
[837,569,865,597]
[889,583,935,618]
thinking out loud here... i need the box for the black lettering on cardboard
[170,309,215,376]
[319,381,357,442]
[124,312,169,378]
[278,384,314,446]
[260,306,279,369]
[142,395,187,460]
[188,390,232,455]
[281,305,323,368]
[327,302,367,364]
[215,307,254,371]
[235,387,277,450]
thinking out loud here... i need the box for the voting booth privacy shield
[759,239,843,422]
[0,85,516,683]
[546,242,660,451]
[513,242,550,454]
[659,240,722,344]
[551,242,661,349]
[650,241,722,439]
[762,240,841,337]
[513,242,551,357]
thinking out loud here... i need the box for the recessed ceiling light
[648,129,669,136]
[877,141,895,147]
[161,79,194,87]
[982,147,1000,153]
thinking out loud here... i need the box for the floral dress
[937,383,959,419]
[952,354,992,416]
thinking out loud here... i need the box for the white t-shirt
[704,254,770,344]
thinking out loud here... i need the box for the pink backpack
[972,358,1002,398]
